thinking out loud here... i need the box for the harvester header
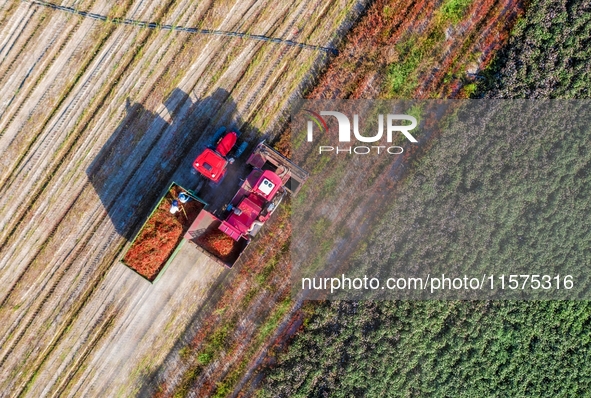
[246,142,308,195]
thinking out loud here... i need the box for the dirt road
[0,0,359,395]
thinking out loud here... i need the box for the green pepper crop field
[259,1,591,396]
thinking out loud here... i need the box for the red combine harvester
[219,169,284,240]
[185,142,308,267]
[120,138,307,282]
[192,128,247,183]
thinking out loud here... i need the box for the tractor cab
[192,131,238,183]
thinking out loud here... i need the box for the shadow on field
[88,86,277,395]
[86,87,259,241]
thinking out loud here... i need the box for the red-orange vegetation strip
[416,0,523,98]
[473,0,522,66]
[201,286,293,397]
[307,0,429,100]
[306,0,521,101]
[189,216,291,348]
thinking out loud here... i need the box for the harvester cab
[217,142,309,241]
[218,170,285,241]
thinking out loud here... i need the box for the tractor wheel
[234,141,249,158]
[212,126,226,144]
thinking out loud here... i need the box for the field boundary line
[26,0,338,54]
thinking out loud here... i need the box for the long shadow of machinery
[87,87,309,395]
[86,88,259,241]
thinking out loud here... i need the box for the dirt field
[0,0,361,396]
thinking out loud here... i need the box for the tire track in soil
[0,0,146,273]
[153,213,293,397]
[0,1,96,141]
[13,228,121,397]
[183,1,287,109]
[47,307,119,398]
[0,184,115,368]
[0,3,36,64]
[0,3,87,148]
[9,210,121,396]
[0,198,108,363]
[1,0,239,392]
[0,138,135,388]
[0,22,110,244]
[0,1,23,30]
[0,0,103,324]
[239,0,335,134]
[239,0,311,122]
[0,6,40,95]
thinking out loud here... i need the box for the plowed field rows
[0,0,359,395]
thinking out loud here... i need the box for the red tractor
[192,127,247,183]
